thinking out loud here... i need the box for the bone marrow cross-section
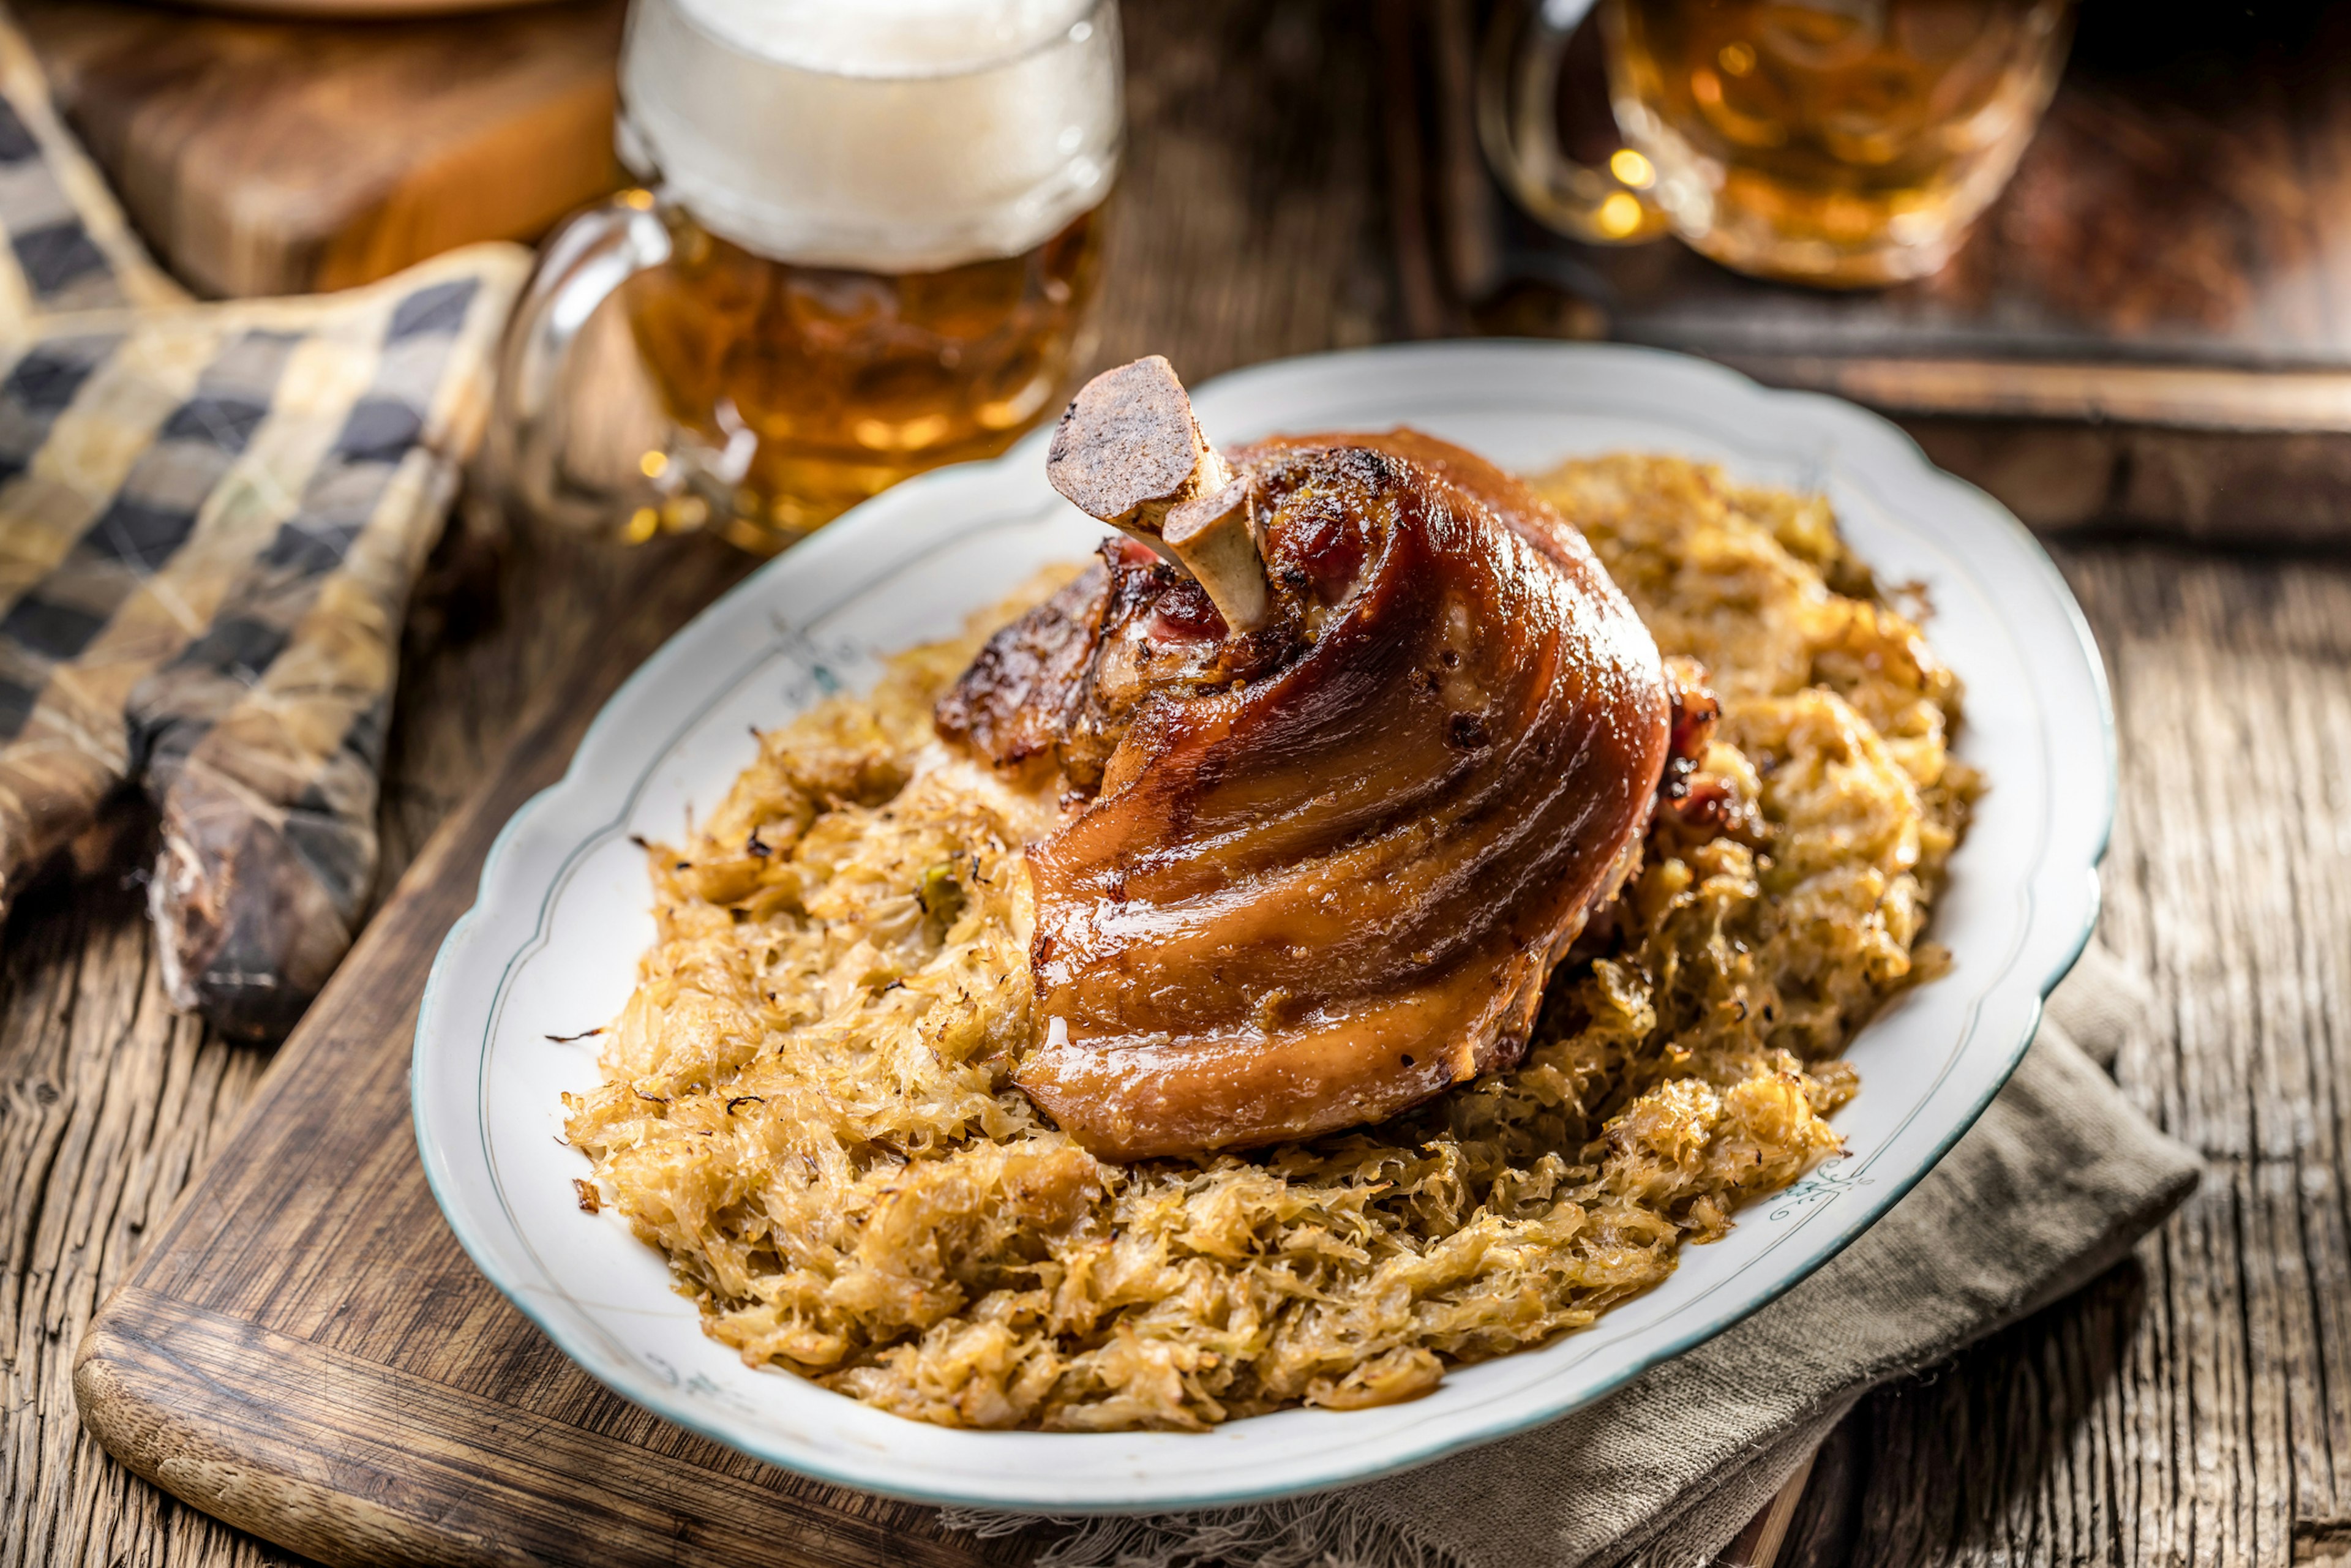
[941,364,1671,1160]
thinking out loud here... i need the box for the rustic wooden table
[6,4,2348,1566]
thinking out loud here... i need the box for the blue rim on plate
[413,341,2113,1514]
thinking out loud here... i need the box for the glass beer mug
[495,0,1122,551]
[1483,0,2073,287]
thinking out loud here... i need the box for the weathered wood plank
[1087,0,1391,378]
[0,826,293,1568]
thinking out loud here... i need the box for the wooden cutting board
[12,0,624,298]
[64,525,1816,1568]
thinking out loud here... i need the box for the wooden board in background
[13,0,624,297]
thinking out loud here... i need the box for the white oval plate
[414,342,2112,1514]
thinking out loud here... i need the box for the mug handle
[1477,0,1668,244]
[487,190,675,533]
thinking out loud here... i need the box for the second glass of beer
[502,0,1121,551]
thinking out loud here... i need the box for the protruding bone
[1045,356,1269,630]
[1163,477,1267,633]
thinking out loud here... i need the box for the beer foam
[620,0,1122,272]
[680,0,1094,75]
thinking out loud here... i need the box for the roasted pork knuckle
[938,362,1671,1159]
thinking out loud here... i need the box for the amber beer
[1605,0,2071,285]
[624,208,1104,539]
[607,0,1121,544]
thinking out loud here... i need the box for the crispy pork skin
[942,429,1671,1160]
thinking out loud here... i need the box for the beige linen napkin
[947,944,2199,1568]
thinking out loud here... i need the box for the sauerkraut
[562,453,1978,1430]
